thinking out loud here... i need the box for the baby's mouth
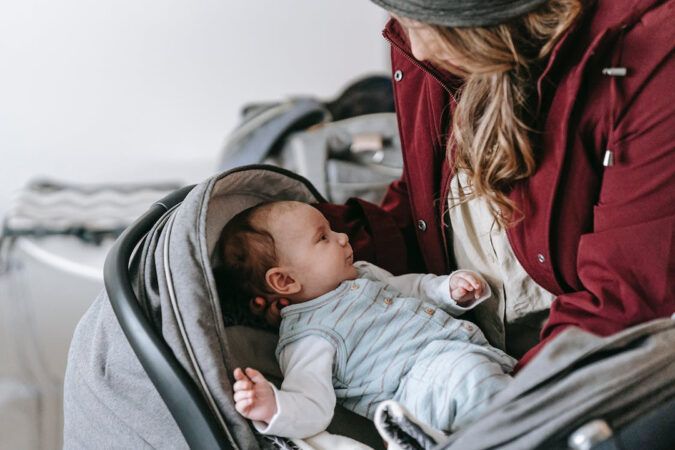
[346,252,354,264]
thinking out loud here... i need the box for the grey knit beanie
[370,0,549,27]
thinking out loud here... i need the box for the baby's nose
[337,232,349,245]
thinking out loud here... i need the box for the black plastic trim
[592,396,675,450]
[104,186,235,450]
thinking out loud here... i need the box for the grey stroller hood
[63,167,328,449]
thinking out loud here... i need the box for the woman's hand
[249,297,289,327]
[449,272,484,304]
[233,367,277,424]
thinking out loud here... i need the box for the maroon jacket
[319,0,674,366]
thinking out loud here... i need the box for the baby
[221,200,515,439]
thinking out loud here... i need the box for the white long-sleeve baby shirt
[255,261,509,438]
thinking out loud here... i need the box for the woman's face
[393,15,469,76]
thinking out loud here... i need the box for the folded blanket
[3,179,179,243]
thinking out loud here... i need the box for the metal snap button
[394,70,403,81]
[383,297,393,305]
[417,220,427,231]
[537,253,545,263]
[463,323,475,332]
[425,307,435,316]
[351,282,359,290]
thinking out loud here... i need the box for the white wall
[0,0,389,215]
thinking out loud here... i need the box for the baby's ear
[265,267,301,296]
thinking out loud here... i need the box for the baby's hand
[233,367,277,424]
[449,272,484,305]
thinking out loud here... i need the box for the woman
[257,0,675,366]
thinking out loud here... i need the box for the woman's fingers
[249,297,289,326]
[249,297,267,316]
[264,301,280,325]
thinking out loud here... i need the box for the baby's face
[268,202,358,300]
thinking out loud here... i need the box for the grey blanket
[375,316,675,450]
[442,316,675,449]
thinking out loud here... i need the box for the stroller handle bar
[104,185,235,450]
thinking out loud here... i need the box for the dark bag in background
[219,75,402,204]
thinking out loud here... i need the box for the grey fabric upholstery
[64,168,319,449]
[63,167,383,449]
[440,317,675,450]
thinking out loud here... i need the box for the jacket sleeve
[520,32,675,368]
[380,176,426,271]
[315,172,425,275]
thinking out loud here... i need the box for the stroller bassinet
[63,165,675,450]
[63,165,383,450]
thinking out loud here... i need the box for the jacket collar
[381,0,664,96]
[382,18,461,91]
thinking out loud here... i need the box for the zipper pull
[603,150,615,167]
[602,67,627,77]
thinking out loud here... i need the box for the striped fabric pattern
[277,278,516,432]
[2,179,179,242]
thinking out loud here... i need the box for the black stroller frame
[104,178,675,450]
[104,184,233,450]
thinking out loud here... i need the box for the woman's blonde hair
[433,0,582,227]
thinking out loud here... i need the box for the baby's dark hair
[219,202,279,298]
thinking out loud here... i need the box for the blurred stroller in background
[219,74,402,205]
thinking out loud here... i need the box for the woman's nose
[408,29,431,62]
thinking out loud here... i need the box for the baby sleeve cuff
[252,382,282,435]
